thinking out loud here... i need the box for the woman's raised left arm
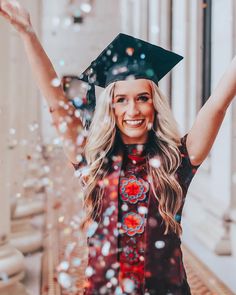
[186,56,236,166]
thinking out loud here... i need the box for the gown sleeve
[177,133,203,190]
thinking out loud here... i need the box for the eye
[116,97,127,103]
[137,95,149,102]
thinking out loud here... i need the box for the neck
[119,133,148,145]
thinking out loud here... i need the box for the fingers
[0,0,19,22]
[0,0,11,16]
[0,6,11,21]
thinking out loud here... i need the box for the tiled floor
[182,219,236,294]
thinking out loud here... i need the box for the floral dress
[73,133,202,295]
[118,144,150,294]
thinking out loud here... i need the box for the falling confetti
[105,269,115,279]
[80,3,92,13]
[112,54,118,62]
[138,205,148,215]
[149,157,161,168]
[136,144,144,152]
[63,17,73,27]
[58,216,65,223]
[85,266,94,277]
[57,261,70,272]
[72,96,83,107]
[52,16,60,26]
[140,53,146,59]
[58,122,68,133]
[72,258,81,267]
[110,276,118,286]
[155,240,165,249]
[86,221,98,237]
[43,165,50,173]
[114,286,123,294]
[76,134,85,146]
[146,68,155,77]
[121,203,128,211]
[126,47,134,56]
[59,59,65,66]
[75,154,83,163]
[123,278,135,293]
[101,241,111,256]
[65,242,76,258]
[58,272,72,289]
[103,216,110,227]
[9,128,16,135]
[51,78,61,87]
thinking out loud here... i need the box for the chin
[121,131,148,144]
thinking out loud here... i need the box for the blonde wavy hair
[80,80,184,236]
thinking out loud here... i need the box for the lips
[123,119,145,127]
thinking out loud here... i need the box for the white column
[148,0,172,97]
[171,0,188,131]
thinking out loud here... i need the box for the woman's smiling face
[113,79,155,144]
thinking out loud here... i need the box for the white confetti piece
[86,221,98,238]
[149,157,161,168]
[123,278,135,293]
[58,272,72,289]
[51,78,61,87]
[80,3,92,13]
[105,269,115,279]
[155,240,165,249]
[102,241,111,256]
[57,261,69,272]
[85,266,94,277]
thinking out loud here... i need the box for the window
[201,0,212,106]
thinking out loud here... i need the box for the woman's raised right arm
[0,0,84,163]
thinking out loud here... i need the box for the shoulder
[178,133,202,170]
[175,134,202,189]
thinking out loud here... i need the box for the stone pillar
[171,0,189,131]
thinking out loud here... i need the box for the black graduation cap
[78,32,183,110]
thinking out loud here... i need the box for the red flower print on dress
[120,245,140,264]
[122,212,145,236]
[120,175,149,204]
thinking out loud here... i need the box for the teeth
[125,120,143,126]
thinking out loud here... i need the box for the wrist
[20,25,36,41]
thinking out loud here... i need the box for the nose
[126,100,140,116]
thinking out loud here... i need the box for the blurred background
[0,0,236,294]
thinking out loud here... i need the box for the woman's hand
[0,0,33,36]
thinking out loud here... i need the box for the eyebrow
[114,92,151,98]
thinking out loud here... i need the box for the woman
[1,1,236,294]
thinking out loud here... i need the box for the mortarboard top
[77,33,184,110]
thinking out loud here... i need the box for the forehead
[114,79,152,95]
